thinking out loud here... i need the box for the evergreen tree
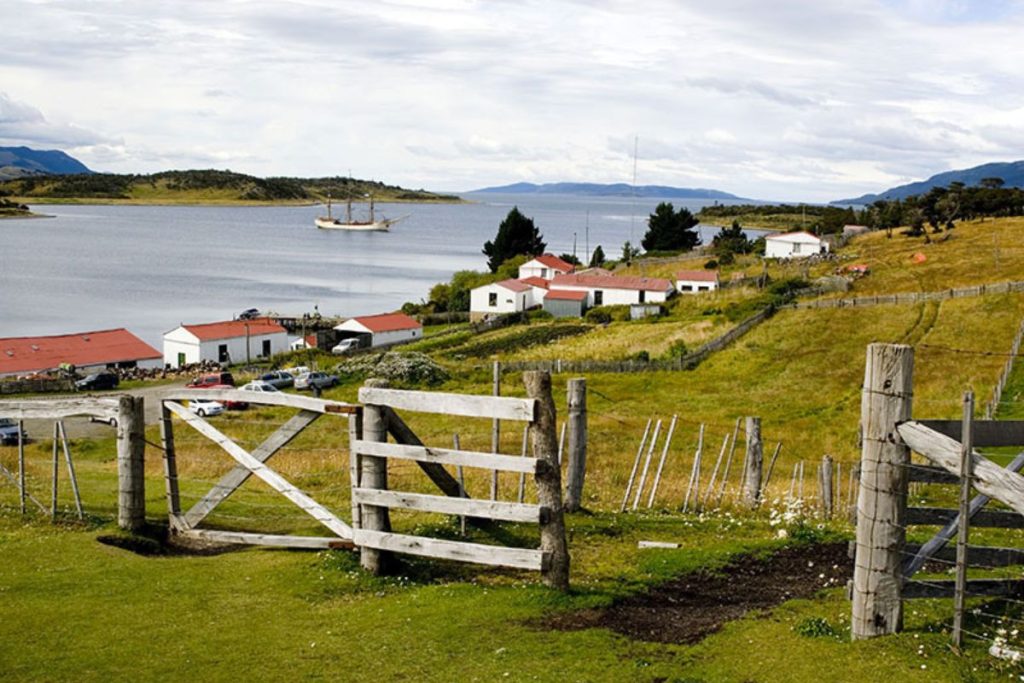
[482,207,546,272]
[641,202,700,252]
[711,220,752,261]
[589,245,606,268]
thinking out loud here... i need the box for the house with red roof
[0,328,162,378]
[163,318,288,368]
[764,231,829,259]
[518,254,575,281]
[550,273,675,307]
[469,278,536,322]
[676,269,720,294]
[334,313,422,348]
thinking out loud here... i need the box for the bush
[629,350,650,362]
[664,339,689,359]
[703,259,718,269]
[334,352,449,386]
[527,309,554,321]
[584,308,612,324]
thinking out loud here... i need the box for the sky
[2,0,1024,202]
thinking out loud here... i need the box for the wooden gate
[161,388,359,549]
[351,374,569,588]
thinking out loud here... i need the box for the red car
[187,372,235,388]
[190,381,248,410]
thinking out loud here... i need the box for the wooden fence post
[952,391,974,650]
[851,343,913,640]
[491,360,500,501]
[743,417,762,507]
[117,395,146,532]
[360,381,392,575]
[564,378,587,512]
[821,454,834,519]
[524,371,570,591]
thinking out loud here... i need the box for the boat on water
[315,193,406,231]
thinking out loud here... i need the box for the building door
[262,339,271,357]
[218,344,229,363]
[639,290,645,303]
[594,290,604,306]
[177,352,186,368]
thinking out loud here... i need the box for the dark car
[75,372,119,391]
[187,372,236,388]
[0,418,27,445]
[238,308,261,320]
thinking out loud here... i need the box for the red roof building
[518,254,576,280]
[335,312,423,349]
[675,270,720,283]
[518,276,551,290]
[180,318,286,341]
[544,289,588,301]
[343,313,421,333]
[551,273,673,292]
[0,328,162,377]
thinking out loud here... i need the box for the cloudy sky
[3,0,1023,201]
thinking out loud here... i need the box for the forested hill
[834,160,1024,204]
[0,146,92,180]
[0,169,461,203]
[470,181,744,200]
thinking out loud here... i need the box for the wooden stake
[835,461,842,515]
[632,419,662,511]
[702,433,729,509]
[454,434,466,536]
[57,421,84,520]
[683,424,705,512]
[557,422,567,467]
[17,420,25,515]
[621,419,651,512]
[51,421,58,520]
[760,442,783,503]
[517,425,528,503]
[564,378,587,512]
[648,415,677,508]
[715,417,742,507]
[851,343,913,640]
[822,455,834,519]
[952,391,974,650]
[743,417,763,508]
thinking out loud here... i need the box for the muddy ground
[545,542,852,644]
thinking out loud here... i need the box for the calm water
[0,194,756,347]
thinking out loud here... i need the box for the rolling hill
[834,160,1024,204]
[469,181,745,200]
[0,146,92,180]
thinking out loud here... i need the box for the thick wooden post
[160,403,182,530]
[821,455,834,518]
[564,378,587,512]
[743,417,762,507]
[851,343,913,640]
[360,382,392,575]
[117,395,146,531]
[524,371,570,591]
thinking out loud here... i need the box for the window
[699,286,709,292]
[218,344,229,363]
[639,290,646,303]
[793,243,802,254]
[541,268,548,278]
[489,292,497,307]
[262,340,271,357]
[681,284,693,292]
[594,290,604,306]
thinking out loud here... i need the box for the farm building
[289,334,317,351]
[518,254,575,281]
[764,231,829,259]
[469,279,534,321]
[163,318,288,368]
[676,270,720,294]
[549,273,675,307]
[543,289,588,318]
[0,328,162,378]
[334,313,422,349]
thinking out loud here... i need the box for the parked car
[203,383,248,410]
[259,370,294,389]
[238,308,261,320]
[331,338,361,355]
[282,366,310,378]
[188,399,224,418]
[75,372,119,391]
[295,371,339,390]
[0,418,27,445]
[240,380,280,393]
[187,372,235,388]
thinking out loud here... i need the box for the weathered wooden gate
[351,373,569,588]
[161,388,359,549]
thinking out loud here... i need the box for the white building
[518,254,575,281]
[469,279,534,322]
[334,313,422,348]
[764,231,829,259]
[0,328,162,378]
[549,274,674,307]
[676,270,720,294]
[163,318,289,368]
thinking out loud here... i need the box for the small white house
[163,319,289,368]
[469,279,533,322]
[549,274,674,307]
[676,270,720,294]
[334,313,422,349]
[764,231,829,259]
[518,254,575,281]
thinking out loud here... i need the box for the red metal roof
[519,276,551,290]
[551,273,673,292]
[545,289,588,302]
[494,279,532,293]
[0,328,160,375]
[181,318,286,341]
[529,254,575,272]
[676,270,720,282]
[349,313,422,333]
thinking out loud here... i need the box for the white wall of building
[677,279,719,294]
[765,236,828,259]
[370,328,421,348]
[470,283,529,316]
[163,327,288,368]
[551,284,672,307]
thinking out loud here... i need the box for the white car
[189,399,224,417]
[331,338,360,355]
[240,380,280,393]
[281,366,310,377]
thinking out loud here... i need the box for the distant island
[468,181,746,200]
[833,160,1024,204]
[0,146,461,205]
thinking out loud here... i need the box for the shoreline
[9,196,467,207]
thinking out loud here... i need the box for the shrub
[629,350,650,362]
[585,308,612,324]
[527,309,554,321]
[334,352,449,386]
[703,259,718,269]
[664,339,689,359]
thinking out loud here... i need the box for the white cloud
[2,0,1024,200]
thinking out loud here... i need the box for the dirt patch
[545,542,852,645]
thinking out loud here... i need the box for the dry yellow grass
[509,318,728,361]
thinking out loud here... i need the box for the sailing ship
[315,193,405,231]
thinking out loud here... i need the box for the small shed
[676,270,720,294]
[543,289,588,318]
[764,231,829,259]
[335,313,422,349]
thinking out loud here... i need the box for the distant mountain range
[0,146,92,180]
[834,160,1024,204]
[469,181,744,200]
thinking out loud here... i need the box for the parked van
[187,372,235,388]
